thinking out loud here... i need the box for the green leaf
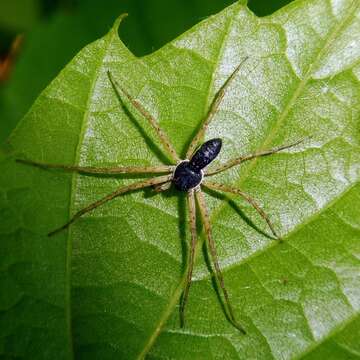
[1,0,360,359]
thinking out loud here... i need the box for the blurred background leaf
[0,0,293,143]
[0,0,41,32]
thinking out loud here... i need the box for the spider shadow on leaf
[143,185,188,271]
[110,78,171,165]
[178,193,189,273]
[200,232,250,330]
[203,186,276,241]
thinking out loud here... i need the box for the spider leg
[107,71,180,163]
[48,174,172,236]
[153,181,172,193]
[180,189,197,327]
[205,138,306,176]
[186,56,249,159]
[16,159,175,175]
[203,181,280,239]
[196,189,246,334]
[16,158,175,175]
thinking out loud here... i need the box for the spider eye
[189,138,222,170]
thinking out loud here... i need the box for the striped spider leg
[180,184,246,334]
[180,189,197,328]
[205,138,306,176]
[186,56,249,159]
[108,71,180,163]
[17,161,174,238]
[196,188,247,334]
[48,174,172,236]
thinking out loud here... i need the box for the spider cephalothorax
[173,138,222,191]
[17,57,305,334]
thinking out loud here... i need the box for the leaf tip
[112,13,129,33]
[237,0,248,7]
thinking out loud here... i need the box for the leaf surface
[1,0,360,359]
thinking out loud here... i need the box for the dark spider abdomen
[173,138,222,192]
[173,161,202,191]
[189,138,222,170]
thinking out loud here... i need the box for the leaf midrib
[136,1,359,358]
[66,25,119,358]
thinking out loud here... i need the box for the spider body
[173,138,222,191]
[18,58,305,335]
[188,137,222,171]
[172,161,203,191]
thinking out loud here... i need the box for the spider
[17,57,303,334]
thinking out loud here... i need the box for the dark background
[0,0,293,143]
